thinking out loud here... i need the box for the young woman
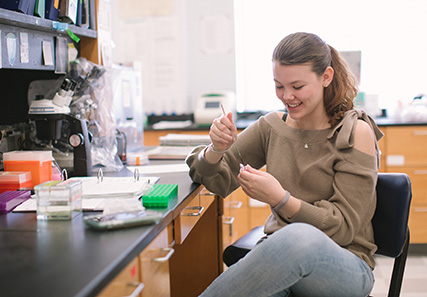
[186,32,383,297]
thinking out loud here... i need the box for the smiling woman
[234,0,427,114]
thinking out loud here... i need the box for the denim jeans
[200,223,374,297]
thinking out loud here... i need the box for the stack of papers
[146,133,210,160]
[145,146,196,160]
[159,134,211,146]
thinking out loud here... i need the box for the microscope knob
[69,133,84,147]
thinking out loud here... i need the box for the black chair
[223,173,412,297]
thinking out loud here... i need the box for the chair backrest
[372,173,412,258]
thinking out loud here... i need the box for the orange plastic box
[0,171,32,194]
[3,151,52,187]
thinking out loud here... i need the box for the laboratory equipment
[194,92,236,126]
[28,78,92,177]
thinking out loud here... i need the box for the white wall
[111,0,236,115]
[234,0,427,114]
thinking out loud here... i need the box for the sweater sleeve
[185,117,268,198]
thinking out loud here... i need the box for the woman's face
[273,62,332,123]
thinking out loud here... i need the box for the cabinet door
[385,126,427,167]
[223,187,249,248]
[139,226,173,297]
[96,258,142,297]
[387,166,427,243]
[170,191,222,297]
[248,199,271,230]
[378,127,387,172]
[175,189,214,244]
[409,208,427,243]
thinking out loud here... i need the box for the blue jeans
[200,223,374,297]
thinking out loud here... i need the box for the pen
[220,104,245,167]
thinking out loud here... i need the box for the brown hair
[272,32,357,126]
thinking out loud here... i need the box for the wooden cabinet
[96,258,143,297]
[140,226,174,297]
[223,187,249,248]
[222,183,270,249]
[96,186,223,297]
[144,130,208,146]
[381,125,427,243]
[169,187,222,297]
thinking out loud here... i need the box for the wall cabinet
[0,3,100,125]
[0,7,97,70]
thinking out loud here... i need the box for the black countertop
[145,114,427,131]
[0,165,200,297]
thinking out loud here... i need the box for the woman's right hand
[209,112,238,152]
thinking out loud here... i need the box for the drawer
[223,205,249,249]
[227,187,249,208]
[174,190,214,244]
[385,126,427,167]
[139,226,174,297]
[408,207,427,243]
[248,206,271,230]
[386,167,427,206]
[96,258,142,297]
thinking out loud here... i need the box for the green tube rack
[142,184,178,208]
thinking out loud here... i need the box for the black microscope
[28,79,92,177]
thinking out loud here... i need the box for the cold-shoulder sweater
[185,109,384,269]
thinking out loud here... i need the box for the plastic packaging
[69,58,123,172]
[126,152,149,166]
[0,171,32,193]
[3,151,52,187]
[0,191,31,214]
[35,179,82,220]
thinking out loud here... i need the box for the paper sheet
[13,198,106,212]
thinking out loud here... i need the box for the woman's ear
[322,66,334,87]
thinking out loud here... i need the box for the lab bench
[0,167,223,297]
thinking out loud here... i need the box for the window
[234,0,427,114]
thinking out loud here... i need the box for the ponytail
[324,45,357,126]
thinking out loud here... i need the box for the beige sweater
[185,109,384,269]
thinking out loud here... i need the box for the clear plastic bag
[69,58,123,172]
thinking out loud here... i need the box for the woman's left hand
[238,165,286,206]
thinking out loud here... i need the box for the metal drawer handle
[413,130,427,136]
[228,201,242,209]
[413,170,427,175]
[200,189,215,196]
[125,282,145,297]
[413,208,427,212]
[223,216,235,225]
[223,216,235,237]
[182,206,204,216]
[153,247,175,262]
